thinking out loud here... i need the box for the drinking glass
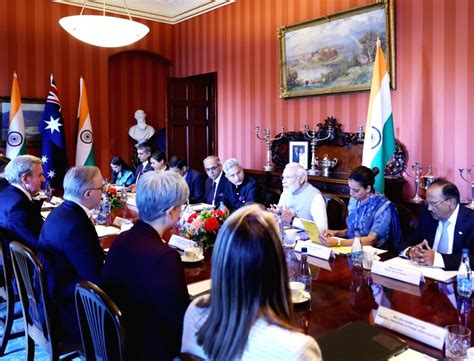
[445,324,471,360]
[284,229,298,248]
[362,247,374,270]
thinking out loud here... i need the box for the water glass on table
[445,324,471,360]
[283,229,298,248]
[362,247,374,270]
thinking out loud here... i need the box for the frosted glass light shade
[59,15,149,48]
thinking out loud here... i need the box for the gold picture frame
[278,0,396,98]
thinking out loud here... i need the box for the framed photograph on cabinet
[1,97,45,146]
[289,141,309,170]
[278,0,396,98]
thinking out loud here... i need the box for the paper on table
[95,225,121,238]
[388,348,438,361]
[331,246,352,255]
[41,211,51,219]
[187,279,211,298]
[384,257,457,283]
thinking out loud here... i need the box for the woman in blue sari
[320,166,400,250]
[110,156,135,187]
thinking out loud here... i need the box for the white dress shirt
[432,204,460,268]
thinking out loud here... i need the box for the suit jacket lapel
[452,207,467,254]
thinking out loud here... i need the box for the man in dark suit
[0,155,45,250]
[102,171,190,361]
[134,143,153,182]
[403,179,474,270]
[223,158,262,212]
[202,155,230,208]
[169,155,204,204]
[0,156,10,191]
[37,166,105,344]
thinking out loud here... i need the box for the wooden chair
[323,193,348,230]
[262,185,282,208]
[0,231,23,356]
[9,241,80,361]
[75,281,126,361]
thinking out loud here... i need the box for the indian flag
[6,72,27,159]
[75,77,96,166]
[362,40,396,194]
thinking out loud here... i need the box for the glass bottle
[351,229,363,268]
[299,247,312,294]
[457,248,472,298]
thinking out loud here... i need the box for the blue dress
[112,169,135,187]
[346,193,398,249]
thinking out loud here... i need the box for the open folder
[299,218,321,243]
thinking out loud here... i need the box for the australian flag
[40,74,68,189]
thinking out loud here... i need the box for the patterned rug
[0,303,81,361]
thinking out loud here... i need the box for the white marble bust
[128,109,155,144]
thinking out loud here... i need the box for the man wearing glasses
[202,155,230,207]
[134,144,153,182]
[403,179,474,270]
[37,166,105,345]
[268,162,327,231]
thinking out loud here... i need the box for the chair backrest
[0,231,15,308]
[9,241,57,354]
[75,280,126,361]
[393,203,417,248]
[323,193,348,230]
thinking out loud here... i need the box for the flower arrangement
[105,186,124,209]
[180,209,227,250]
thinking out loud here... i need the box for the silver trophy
[315,154,338,177]
[405,162,432,203]
[302,124,333,175]
[459,167,474,210]
[256,126,284,171]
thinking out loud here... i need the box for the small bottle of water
[351,230,363,268]
[299,247,312,294]
[457,248,472,298]
[218,201,229,216]
[276,211,285,244]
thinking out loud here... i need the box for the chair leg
[0,298,14,356]
[26,334,35,361]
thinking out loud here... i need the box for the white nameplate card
[168,234,194,251]
[295,240,333,260]
[371,260,425,285]
[375,306,446,350]
[187,279,212,299]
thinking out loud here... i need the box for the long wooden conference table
[101,207,470,359]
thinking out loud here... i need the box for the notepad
[299,218,321,243]
[187,279,212,299]
[95,225,121,238]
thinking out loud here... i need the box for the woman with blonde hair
[181,204,322,360]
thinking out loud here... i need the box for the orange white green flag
[6,72,27,159]
[362,40,396,193]
[75,77,96,166]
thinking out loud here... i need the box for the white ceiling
[52,0,235,24]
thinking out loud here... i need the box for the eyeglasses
[137,151,147,156]
[281,175,296,181]
[424,199,450,208]
[205,165,220,172]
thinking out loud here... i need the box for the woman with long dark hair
[320,166,400,249]
[181,204,322,360]
[110,156,135,186]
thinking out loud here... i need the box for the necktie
[208,181,216,205]
[437,220,450,253]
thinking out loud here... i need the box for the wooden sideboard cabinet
[245,169,405,205]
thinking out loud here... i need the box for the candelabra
[405,162,432,203]
[459,167,474,210]
[255,126,284,171]
[302,124,333,175]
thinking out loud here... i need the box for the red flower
[108,187,117,195]
[203,217,220,233]
[187,212,199,223]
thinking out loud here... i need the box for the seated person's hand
[409,239,435,266]
[127,184,136,193]
[319,234,337,247]
[279,205,295,225]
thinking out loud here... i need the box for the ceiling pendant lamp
[59,0,150,48]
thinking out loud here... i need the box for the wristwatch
[336,238,341,247]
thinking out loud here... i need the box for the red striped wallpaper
[1,0,473,200]
[0,0,174,174]
[173,0,474,200]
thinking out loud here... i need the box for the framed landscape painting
[278,0,395,98]
[1,97,45,146]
